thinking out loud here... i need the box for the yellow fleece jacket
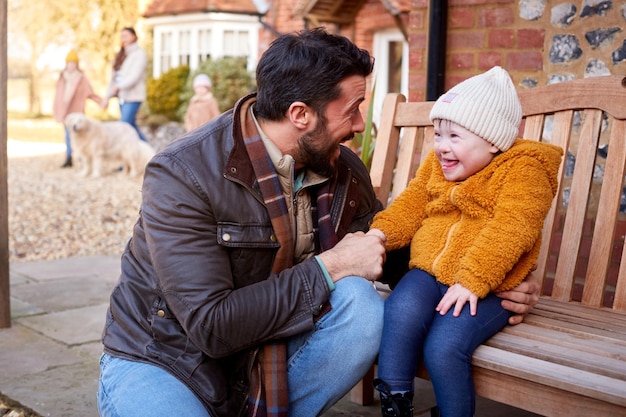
[371,139,563,298]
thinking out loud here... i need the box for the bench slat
[533,298,626,333]
[518,75,626,119]
[472,345,626,407]
[472,359,626,417]
[552,109,603,301]
[486,328,626,379]
[583,118,626,307]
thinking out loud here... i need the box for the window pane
[224,30,235,55]
[238,30,249,54]
[180,30,191,66]
[198,29,211,62]
[387,41,403,93]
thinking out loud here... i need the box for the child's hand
[436,283,479,317]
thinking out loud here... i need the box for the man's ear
[287,101,312,129]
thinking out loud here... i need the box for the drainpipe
[426,0,447,101]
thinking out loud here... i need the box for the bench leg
[350,364,375,405]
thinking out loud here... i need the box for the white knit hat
[429,66,522,151]
[193,73,212,88]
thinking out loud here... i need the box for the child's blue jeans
[377,268,511,417]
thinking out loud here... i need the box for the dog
[64,113,155,178]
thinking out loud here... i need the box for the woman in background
[102,27,148,142]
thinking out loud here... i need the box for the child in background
[370,66,563,417]
[184,73,220,132]
[53,49,103,168]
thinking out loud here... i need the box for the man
[97,28,539,417]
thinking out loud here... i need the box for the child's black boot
[373,378,414,417]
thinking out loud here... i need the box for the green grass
[7,118,64,144]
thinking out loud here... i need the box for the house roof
[293,0,367,25]
[293,0,409,26]
[143,0,261,18]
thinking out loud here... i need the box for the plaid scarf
[241,104,337,417]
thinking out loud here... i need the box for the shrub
[178,57,255,120]
[146,65,190,121]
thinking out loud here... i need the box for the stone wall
[406,0,626,101]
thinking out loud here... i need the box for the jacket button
[270,234,277,242]
[349,200,356,207]
[157,310,165,318]
[222,233,231,242]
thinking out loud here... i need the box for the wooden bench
[352,75,626,416]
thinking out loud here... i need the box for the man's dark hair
[254,28,374,121]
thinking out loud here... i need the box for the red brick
[580,237,592,258]
[488,29,514,48]
[518,28,545,48]
[478,51,502,69]
[408,49,424,68]
[449,8,475,28]
[506,51,543,70]
[584,218,594,236]
[450,52,475,69]
[443,75,471,91]
[411,0,429,8]
[614,219,626,240]
[611,241,624,264]
[408,10,424,30]
[447,31,485,49]
[550,232,563,255]
[449,0,487,5]
[607,265,620,286]
[478,7,515,27]
[408,32,428,49]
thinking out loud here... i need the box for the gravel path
[7,123,185,264]
[8,152,144,263]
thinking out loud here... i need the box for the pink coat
[184,92,220,132]
[53,71,102,123]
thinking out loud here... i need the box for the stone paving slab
[10,255,121,282]
[16,304,109,346]
[4,361,100,417]
[10,277,115,314]
[0,325,85,381]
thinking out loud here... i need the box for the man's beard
[296,119,353,177]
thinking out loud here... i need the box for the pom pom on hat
[65,49,79,63]
[193,73,212,89]
[429,66,522,151]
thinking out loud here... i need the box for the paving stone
[16,304,109,346]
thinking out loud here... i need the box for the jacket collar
[224,93,259,191]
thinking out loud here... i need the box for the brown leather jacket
[101,94,383,416]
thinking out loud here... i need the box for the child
[184,73,220,132]
[52,49,103,168]
[370,66,563,417]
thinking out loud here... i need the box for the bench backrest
[370,75,626,312]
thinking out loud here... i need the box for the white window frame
[149,13,259,78]
[372,30,409,126]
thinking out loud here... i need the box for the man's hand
[317,229,386,283]
[496,270,540,325]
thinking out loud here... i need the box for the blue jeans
[377,269,511,417]
[119,101,147,142]
[64,126,72,157]
[97,276,384,417]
